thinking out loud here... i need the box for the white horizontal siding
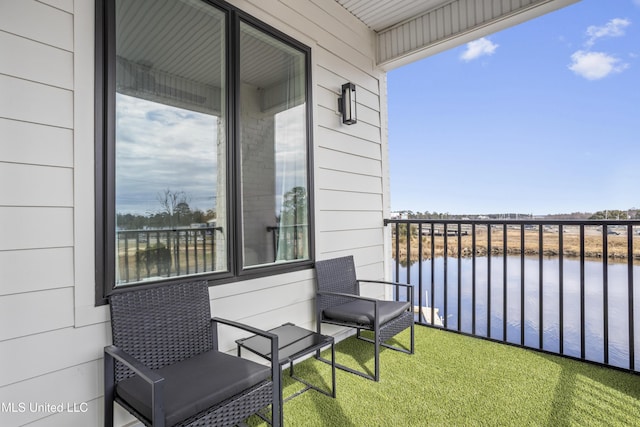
[23,400,103,427]
[0,75,73,128]
[0,207,73,251]
[0,119,73,168]
[38,0,74,14]
[211,291,316,351]
[0,323,108,387]
[0,30,73,89]
[317,106,381,143]
[316,147,382,177]
[0,288,74,341]
[0,361,102,426]
[0,163,73,207]
[319,228,384,253]
[209,268,317,350]
[316,126,382,160]
[0,0,73,51]
[317,168,382,194]
[317,210,383,232]
[318,189,382,211]
[0,248,74,295]
[315,48,379,95]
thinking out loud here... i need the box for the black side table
[236,323,336,404]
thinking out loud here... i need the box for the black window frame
[95,0,315,305]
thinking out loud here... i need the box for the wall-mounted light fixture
[338,82,357,125]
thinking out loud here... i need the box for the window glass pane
[114,0,227,285]
[239,22,309,267]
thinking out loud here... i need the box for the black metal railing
[386,218,640,373]
[116,226,222,284]
[267,223,308,262]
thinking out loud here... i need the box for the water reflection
[393,256,640,370]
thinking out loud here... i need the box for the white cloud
[585,18,631,47]
[116,94,220,214]
[568,50,629,80]
[460,38,498,62]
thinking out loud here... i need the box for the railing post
[503,223,507,342]
[539,224,544,350]
[520,224,525,346]
[628,224,635,371]
[472,223,476,335]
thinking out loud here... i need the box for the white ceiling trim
[335,0,581,71]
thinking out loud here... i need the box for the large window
[96,0,313,301]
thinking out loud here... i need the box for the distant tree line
[117,189,216,230]
[588,209,640,220]
[396,208,640,221]
[396,211,452,219]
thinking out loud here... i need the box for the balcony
[245,218,640,425]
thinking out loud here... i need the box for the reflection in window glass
[114,0,226,285]
[239,22,309,267]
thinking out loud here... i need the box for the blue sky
[388,0,640,216]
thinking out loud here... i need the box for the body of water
[393,256,640,370]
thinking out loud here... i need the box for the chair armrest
[317,290,379,303]
[358,279,411,289]
[104,345,164,385]
[358,280,413,302]
[211,317,280,414]
[104,345,166,426]
[212,317,279,342]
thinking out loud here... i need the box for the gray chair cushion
[116,350,271,426]
[323,299,410,326]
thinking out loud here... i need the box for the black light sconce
[338,82,357,125]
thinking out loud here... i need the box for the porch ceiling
[334,0,581,70]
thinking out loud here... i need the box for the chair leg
[374,331,380,382]
[410,320,415,354]
[103,352,114,427]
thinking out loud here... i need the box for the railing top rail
[384,218,640,226]
[117,226,223,233]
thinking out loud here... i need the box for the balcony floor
[250,326,640,426]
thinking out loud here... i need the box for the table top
[236,323,333,364]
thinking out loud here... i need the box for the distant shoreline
[392,228,640,265]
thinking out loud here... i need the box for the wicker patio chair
[104,280,281,427]
[315,256,414,381]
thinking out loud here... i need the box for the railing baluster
[443,224,448,329]
[124,232,130,283]
[418,223,424,323]
[559,224,564,355]
[520,224,525,346]
[194,230,199,273]
[503,223,507,342]
[458,223,462,332]
[405,222,411,301]
[472,223,476,335]
[539,224,544,350]
[487,224,491,338]
[628,225,635,371]
[603,225,609,365]
[430,223,435,327]
[580,224,586,360]
[395,222,400,285]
